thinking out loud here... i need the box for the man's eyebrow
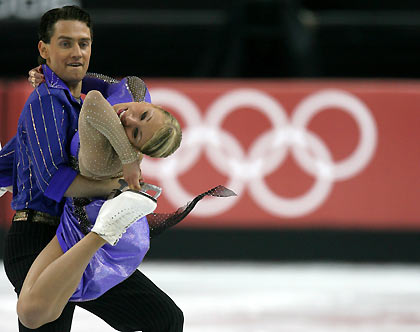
[57,36,91,41]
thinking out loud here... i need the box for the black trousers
[3,221,184,332]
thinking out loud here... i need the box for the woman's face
[114,102,165,149]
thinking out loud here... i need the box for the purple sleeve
[106,78,135,105]
[24,92,73,194]
[0,136,16,187]
[144,87,151,103]
[44,165,77,202]
[81,75,109,96]
[107,77,151,105]
[82,74,151,105]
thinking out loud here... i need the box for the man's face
[39,20,91,86]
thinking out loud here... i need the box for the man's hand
[122,160,143,191]
[28,65,45,88]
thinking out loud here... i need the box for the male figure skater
[1,6,183,332]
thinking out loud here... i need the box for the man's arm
[22,90,82,202]
[0,133,121,198]
[64,174,121,198]
[26,93,122,200]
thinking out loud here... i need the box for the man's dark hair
[38,6,92,64]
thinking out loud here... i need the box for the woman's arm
[79,90,141,190]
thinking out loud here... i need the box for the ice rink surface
[1,261,420,331]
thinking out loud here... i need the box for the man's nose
[71,44,82,58]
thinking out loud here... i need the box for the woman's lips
[118,109,127,124]
[117,108,126,117]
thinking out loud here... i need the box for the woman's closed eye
[140,111,148,121]
[133,128,139,139]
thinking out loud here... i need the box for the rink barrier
[0,79,419,230]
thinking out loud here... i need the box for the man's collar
[42,64,82,105]
[42,64,69,91]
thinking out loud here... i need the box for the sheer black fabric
[147,185,236,238]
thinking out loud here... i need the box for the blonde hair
[141,107,182,158]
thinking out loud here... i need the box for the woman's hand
[28,65,45,88]
[122,160,143,191]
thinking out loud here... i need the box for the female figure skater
[15,70,235,329]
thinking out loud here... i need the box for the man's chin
[63,71,87,85]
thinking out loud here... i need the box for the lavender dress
[56,132,150,302]
[55,76,153,302]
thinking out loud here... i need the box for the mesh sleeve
[78,90,139,178]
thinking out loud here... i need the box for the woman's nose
[125,113,136,126]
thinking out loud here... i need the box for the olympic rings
[142,88,378,218]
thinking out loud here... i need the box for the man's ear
[38,41,48,61]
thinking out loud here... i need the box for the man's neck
[67,82,82,99]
